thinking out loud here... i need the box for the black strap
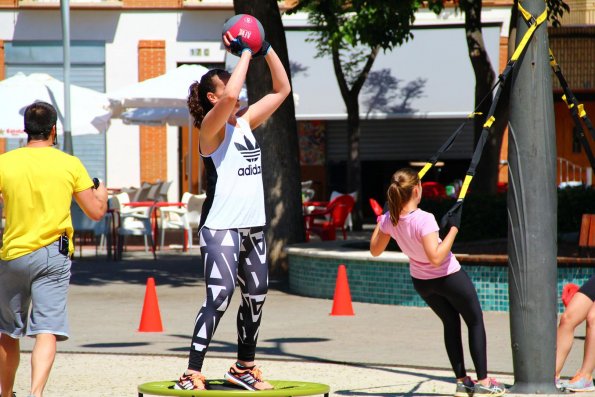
[549,50,595,173]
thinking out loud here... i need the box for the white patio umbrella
[108,64,211,193]
[108,64,210,114]
[119,88,248,126]
[120,107,190,127]
[0,72,111,139]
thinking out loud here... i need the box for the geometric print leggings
[188,226,268,371]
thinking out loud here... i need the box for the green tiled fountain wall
[288,254,593,312]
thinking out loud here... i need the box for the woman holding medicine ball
[174,15,291,392]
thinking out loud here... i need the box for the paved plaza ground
[7,245,594,397]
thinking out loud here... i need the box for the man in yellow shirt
[0,101,108,397]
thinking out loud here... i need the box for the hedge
[420,186,595,241]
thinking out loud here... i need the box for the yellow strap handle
[549,49,559,68]
[418,163,432,179]
[483,116,496,129]
[457,175,474,201]
[561,95,587,117]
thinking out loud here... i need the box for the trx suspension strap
[438,2,547,228]
[417,112,483,179]
[456,2,548,200]
[549,49,595,173]
[418,1,546,183]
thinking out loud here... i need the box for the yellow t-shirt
[0,147,94,260]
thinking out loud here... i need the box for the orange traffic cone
[138,277,164,332]
[330,264,354,316]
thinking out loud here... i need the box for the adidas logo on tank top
[201,118,266,229]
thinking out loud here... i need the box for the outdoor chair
[369,198,384,218]
[157,180,173,202]
[132,181,153,202]
[145,181,163,202]
[330,190,357,230]
[159,192,206,250]
[111,192,154,258]
[304,194,355,241]
[421,181,446,199]
[301,180,316,202]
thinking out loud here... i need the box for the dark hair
[187,69,231,129]
[24,101,57,141]
[387,168,420,226]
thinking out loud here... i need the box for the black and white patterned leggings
[188,226,268,371]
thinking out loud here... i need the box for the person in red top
[555,275,595,392]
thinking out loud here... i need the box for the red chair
[304,195,355,241]
[369,198,384,217]
[421,181,446,198]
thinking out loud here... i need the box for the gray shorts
[0,241,71,341]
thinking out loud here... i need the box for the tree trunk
[461,0,499,194]
[330,45,378,230]
[346,96,363,229]
[507,0,558,391]
[234,1,304,277]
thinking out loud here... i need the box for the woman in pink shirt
[370,168,505,397]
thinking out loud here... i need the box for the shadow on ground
[70,254,201,287]
[70,252,290,290]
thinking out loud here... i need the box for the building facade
[0,0,591,209]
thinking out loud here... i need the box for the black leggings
[579,274,595,301]
[188,226,268,371]
[412,269,487,379]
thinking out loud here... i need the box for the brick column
[138,40,167,184]
[0,0,17,7]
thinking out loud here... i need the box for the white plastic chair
[159,193,206,250]
[112,192,154,256]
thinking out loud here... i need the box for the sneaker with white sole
[173,371,207,391]
[455,376,475,397]
[473,378,506,397]
[565,375,595,392]
[556,377,568,391]
[224,364,273,391]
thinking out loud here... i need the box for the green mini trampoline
[138,379,330,397]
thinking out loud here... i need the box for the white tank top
[200,117,266,229]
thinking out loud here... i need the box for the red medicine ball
[222,14,265,54]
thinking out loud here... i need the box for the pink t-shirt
[379,209,461,280]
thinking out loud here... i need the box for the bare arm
[370,222,391,257]
[245,48,291,130]
[421,227,458,267]
[200,35,252,154]
[74,182,108,221]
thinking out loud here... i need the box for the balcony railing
[558,156,593,188]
